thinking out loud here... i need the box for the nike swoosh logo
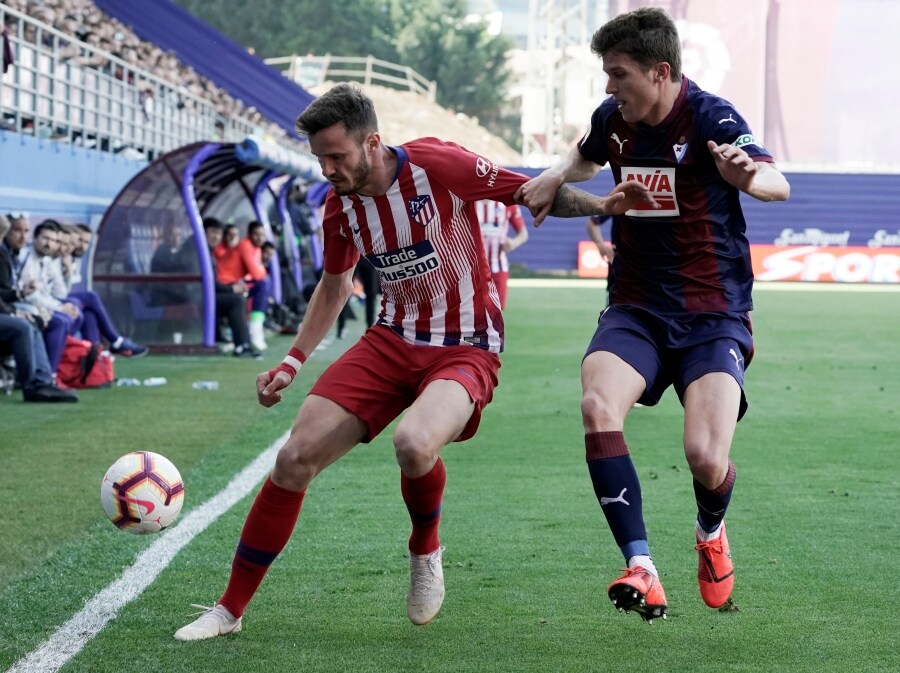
[122,496,155,515]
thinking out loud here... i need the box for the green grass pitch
[0,282,897,673]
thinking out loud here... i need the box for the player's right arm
[514,145,603,226]
[257,267,356,407]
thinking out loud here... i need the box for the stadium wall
[0,131,146,225]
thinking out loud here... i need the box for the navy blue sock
[694,460,736,533]
[586,431,649,561]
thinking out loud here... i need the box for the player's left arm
[707,141,790,202]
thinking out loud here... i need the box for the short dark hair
[75,223,92,233]
[247,221,265,234]
[202,217,223,231]
[34,219,61,238]
[295,83,378,141]
[591,7,682,80]
[261,241,276,251]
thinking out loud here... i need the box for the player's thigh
[395,378,475,455]
[394,343,500,458]
[581,350,646,430]
[274,394,367,481]
[682,372,740,478]
[308,328,414,442]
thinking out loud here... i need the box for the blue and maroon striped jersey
[578,77,775,314]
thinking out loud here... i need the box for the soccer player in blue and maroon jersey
[175,84,656,641]
[517,7,790,623]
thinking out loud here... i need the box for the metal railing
[266,54,437,102]
[0,5,289,160]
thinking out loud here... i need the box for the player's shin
[585,432,651,564]
[693,460,736,537]
[218,476,306,617]
[401,458,446,554]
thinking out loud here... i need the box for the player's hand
[501,239,520,253]
[514,174,564,227]
[596,241,615,263]
[601,180,659,215]
[256,368,293,407]
[708,140,757,191]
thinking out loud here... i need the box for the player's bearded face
[334,143,371,196]
[310,124,374,195]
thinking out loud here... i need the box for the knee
[581,390,621,431]
[684,440,729,487]
[272,439,319,490]
[393,427,438,477]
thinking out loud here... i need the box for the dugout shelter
[90,137,322,351]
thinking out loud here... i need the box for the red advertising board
[752,245,900,283]
[577,241,609,278]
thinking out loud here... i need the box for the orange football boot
[694,522,735,608]
[607,565,668,623]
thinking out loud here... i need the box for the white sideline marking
[6,430,289,673]
[508,278,900,292]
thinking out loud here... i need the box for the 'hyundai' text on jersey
[578,77,775,314]
[322,138,529,352]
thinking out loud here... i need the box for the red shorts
[309,325,501,443]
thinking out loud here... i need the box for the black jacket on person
[0,241,22,306]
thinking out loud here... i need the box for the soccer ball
[100,451,185,534]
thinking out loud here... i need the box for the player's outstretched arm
[546,181,659,222]
[515,146,602,226]
[256,268,355,407]
[707,141,790,202]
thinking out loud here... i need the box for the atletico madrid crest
[407,195,436,226]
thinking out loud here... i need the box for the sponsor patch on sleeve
[733,134,761,149]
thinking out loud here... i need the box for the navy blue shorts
[584,306,754,420]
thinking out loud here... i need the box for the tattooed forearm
[549,184,606,217]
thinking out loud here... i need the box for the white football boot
[174,604,242,641]
[407,546,445,625]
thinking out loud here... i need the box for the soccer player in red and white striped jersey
[476,200,528,308]
[174,83,657,641]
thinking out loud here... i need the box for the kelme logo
[733,134,760,149]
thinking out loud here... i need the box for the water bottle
[116,377,142,387]
[192,380,220,391]
[142,377,168,386]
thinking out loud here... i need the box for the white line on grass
[6,429,289,673]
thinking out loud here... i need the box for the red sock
[219,477,305,617]
[401,458,446,555]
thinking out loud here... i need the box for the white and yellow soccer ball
[100,451,185,534]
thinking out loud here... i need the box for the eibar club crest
[407,195,436,226]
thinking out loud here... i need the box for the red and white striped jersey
[476,200,526,273]
[322,137,528,353]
